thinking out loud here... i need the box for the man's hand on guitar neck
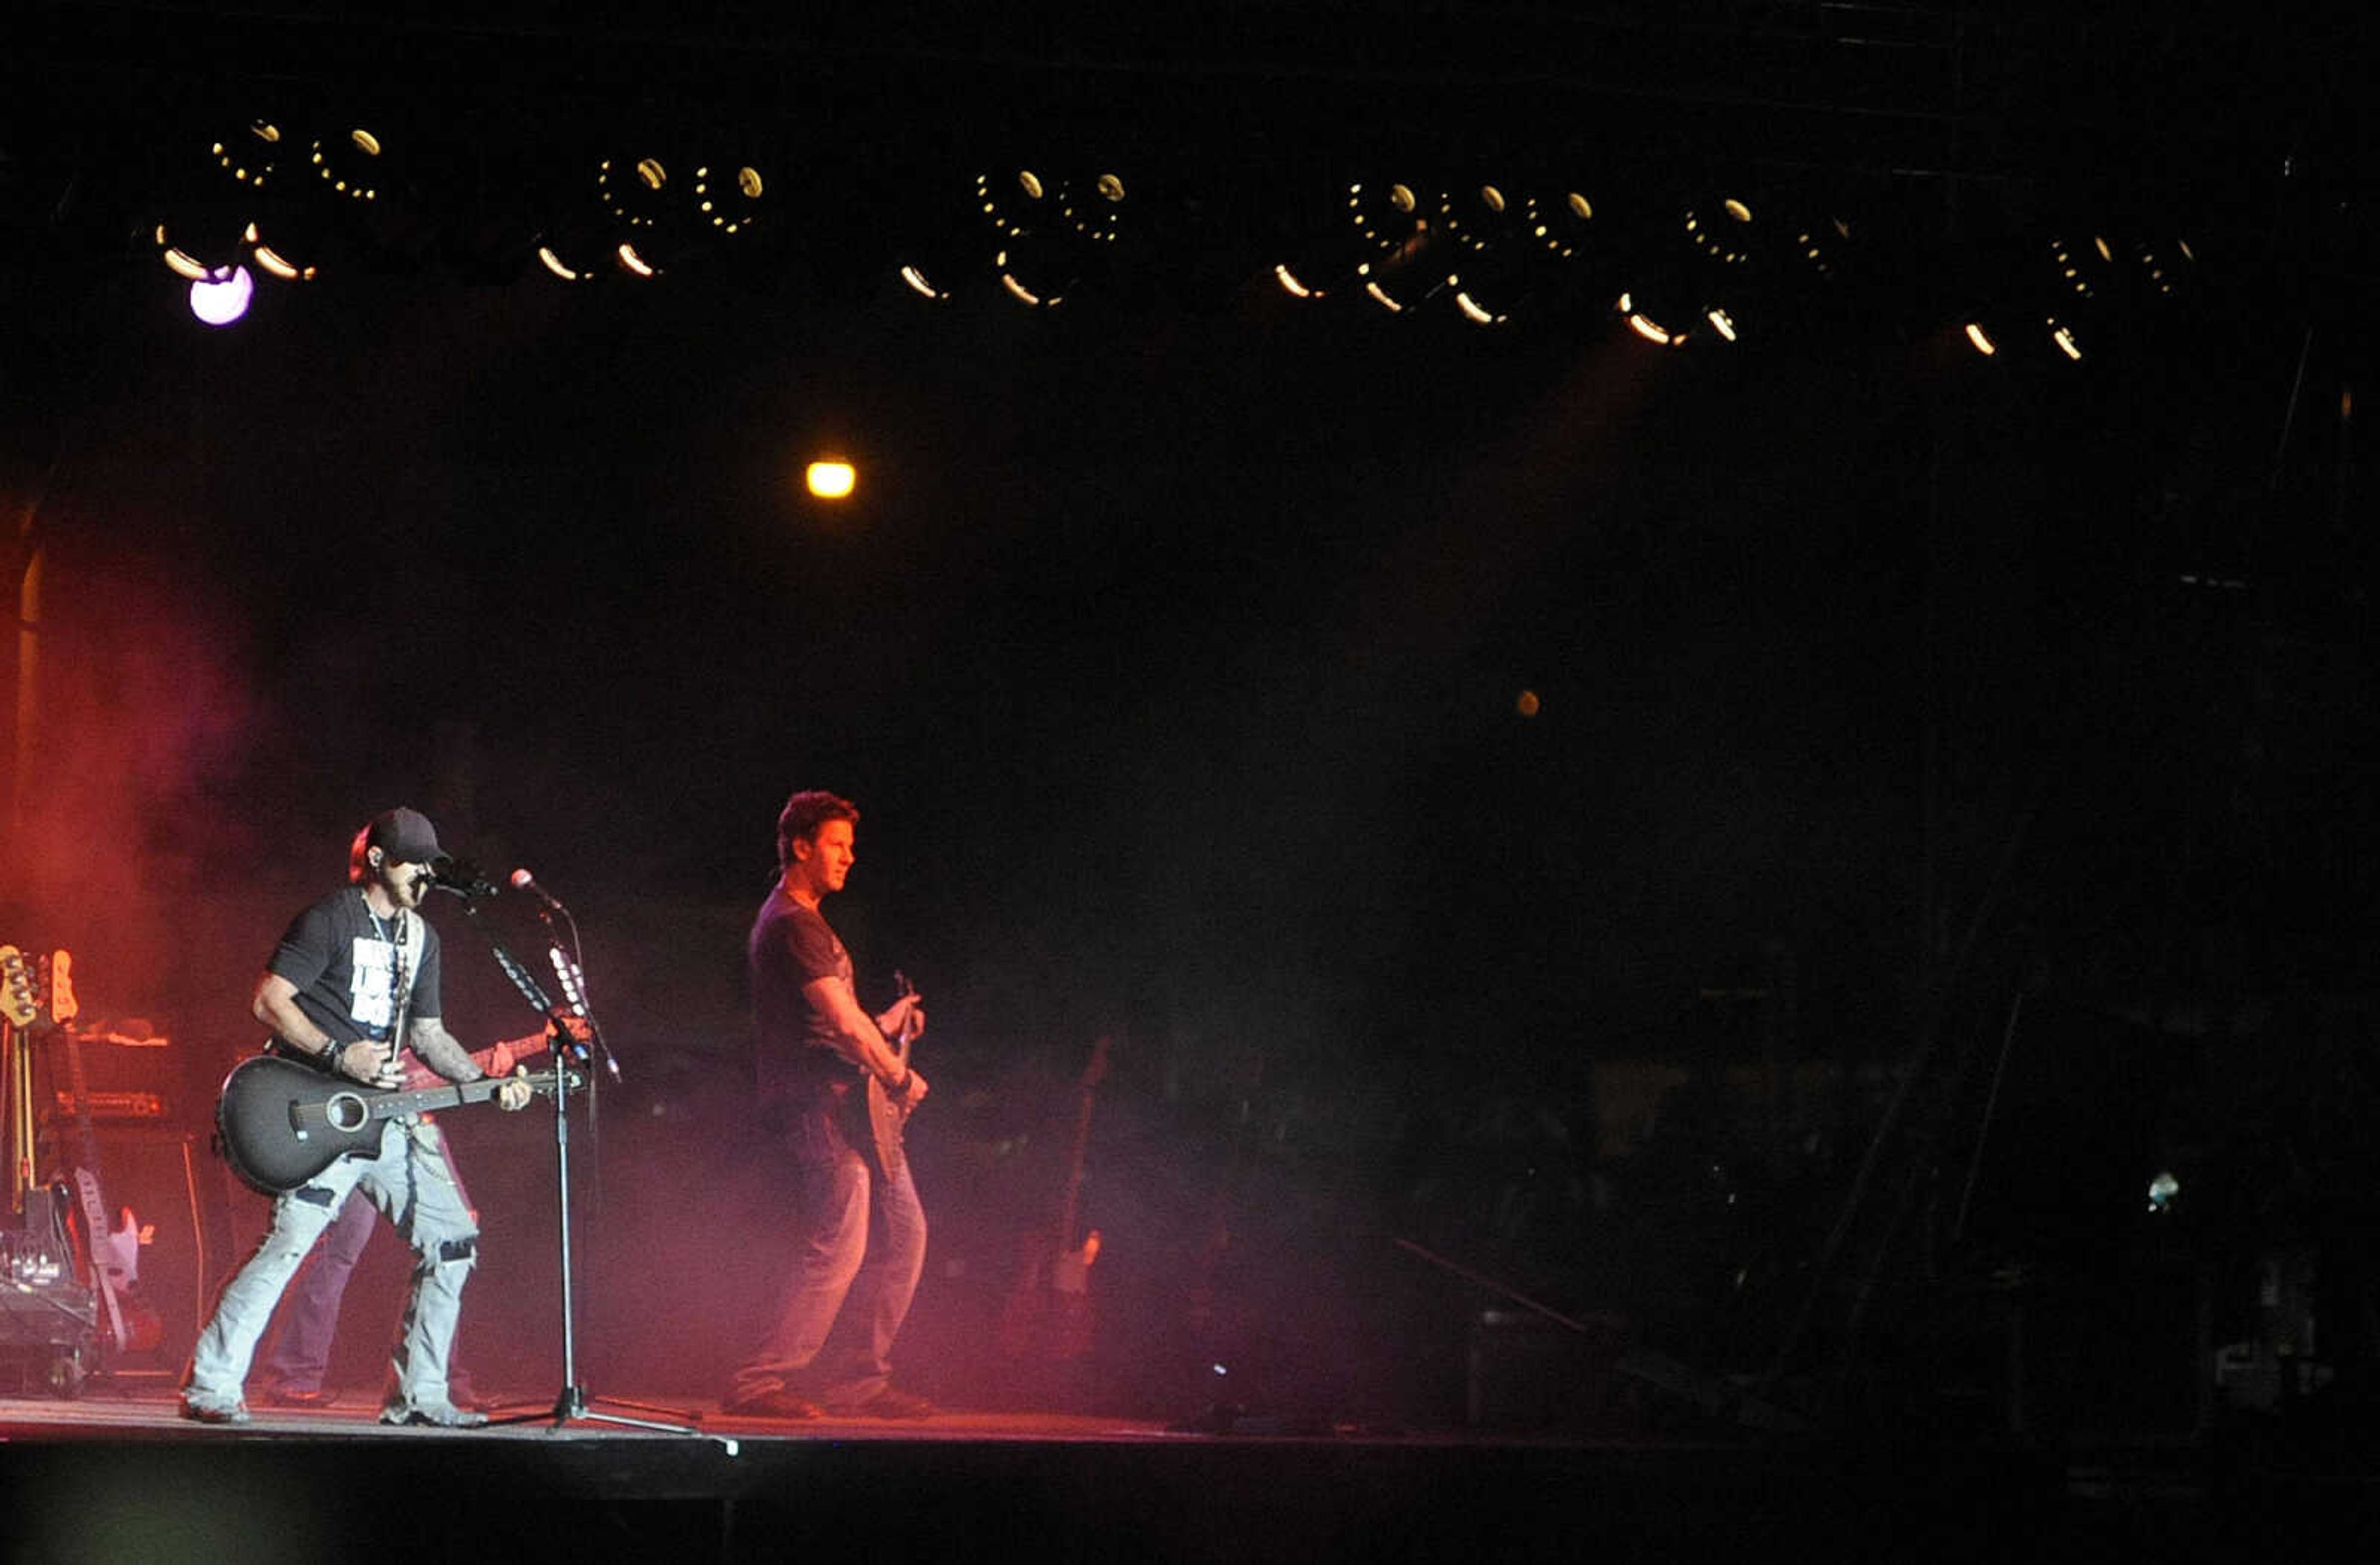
[875,989,927,1108]
[876,990,925,1046]
[485,1014,588,1111]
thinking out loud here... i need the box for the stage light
[1440,184,1523,324]
[806,461,857,500]
[1359,261,1410,314]
[601,155,670,231]
[155,216,246,281]
[211,120,286,190]
[981,167,1134,306]
[1058,171,1127,245]
[245,219,318,282]
[310,127,383,203]
[694,164,764,237]
[1526,190,1595,260]
[1452,286,1504,325]
[1274,178,1435,307]
[997,244,1064,306]
[188,264,253,326]
[1675,196,1756,343]
[156,118,305,288]
[1443,186,1616,323]
[978,169,1050,240]
[891,174,987,303]
[1626,309,1685,346]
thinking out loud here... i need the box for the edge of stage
[0,1374,2087,1563]
[9,1376,2380,1561]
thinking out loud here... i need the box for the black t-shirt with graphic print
[265,887,444,1048]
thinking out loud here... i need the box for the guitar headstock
[2,948,83,1031]
[0,946,37,1030]
[45,950,79,1027]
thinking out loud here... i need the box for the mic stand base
[485,1383,707,1437]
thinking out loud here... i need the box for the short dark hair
[776,790,859,870]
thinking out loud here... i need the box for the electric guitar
[864,971,922,1178]
[215,1051,579,1196]
[4,944,40,1198]
[997,1034,1111,1364]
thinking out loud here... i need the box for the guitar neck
[366,1070,557,1122]
[395,1028,555,1093]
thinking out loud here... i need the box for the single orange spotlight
[806,461,857,500]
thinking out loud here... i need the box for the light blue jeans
[262,1188,378,1391]
[187,1119,477,1411]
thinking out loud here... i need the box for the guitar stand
[456,904,715,1444]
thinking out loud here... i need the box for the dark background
[4,1,2378,1431]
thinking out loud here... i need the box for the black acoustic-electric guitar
[214,1051,575,1195]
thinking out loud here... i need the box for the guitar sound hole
[325,1092,368,1134]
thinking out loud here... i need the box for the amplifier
[44,1090,171,1124]
[39,1023,174,1124]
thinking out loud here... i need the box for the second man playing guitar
[723,788,932,1421]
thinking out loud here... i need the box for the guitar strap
[387,908,437,1144]
[390,907,422,1045]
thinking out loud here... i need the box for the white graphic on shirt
[350,935,396,1030]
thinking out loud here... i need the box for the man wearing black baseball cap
[182,806,538,1427]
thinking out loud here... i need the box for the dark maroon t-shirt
[749,883,857,1106]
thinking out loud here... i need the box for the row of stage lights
[148,118,2200,366]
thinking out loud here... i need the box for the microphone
[428,857,500,898]
[508,868,569,914]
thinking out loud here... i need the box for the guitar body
[215,1052,572,1196]
[216,1055,389,1194]
[865,1062,910,1179]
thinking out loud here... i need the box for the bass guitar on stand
[2,947,161,1360]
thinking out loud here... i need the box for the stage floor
[2,1377,2370,1563]
[0,1377,1781,1564]
[0,1378,1196,1445]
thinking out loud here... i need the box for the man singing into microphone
[182,807,540,1427]
[724,789,932,1419]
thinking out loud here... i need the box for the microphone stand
[454,895,708,1440]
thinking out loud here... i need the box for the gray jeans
[188,1118,478,1409]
